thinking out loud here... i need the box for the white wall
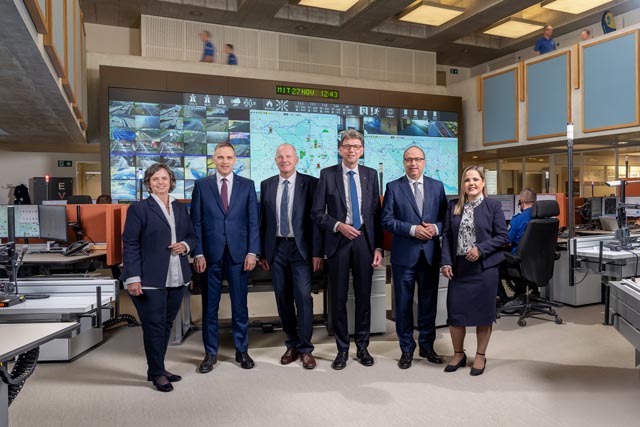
[0,152,100,204]
[85,23,141,56]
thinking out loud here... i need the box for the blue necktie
[280,180,290,237]
[348,171,361,230]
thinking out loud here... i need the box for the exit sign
[58,160,72,167]
[449,68,459,75]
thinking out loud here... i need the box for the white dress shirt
[342,163,363,227]
[406,175,439,238]
[276,171,296,237]
[216,172,234,206]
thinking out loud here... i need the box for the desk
[574,229,615,236]
[0,278,117,361]
[22,251,106,265]
[0,322,78,426]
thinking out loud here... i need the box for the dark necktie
[280,180,290,237]
[221,177,228,213]
[347,171,361,230]
[414,181,423,217]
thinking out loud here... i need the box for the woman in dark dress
[440,166,507,376]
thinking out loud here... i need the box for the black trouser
[271,238,314,353]
[392,251,439,353]
[327,233,373,352]
[130,286,186,378]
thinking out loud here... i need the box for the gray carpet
[8,299,640,427]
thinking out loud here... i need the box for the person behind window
[225,44,237,65]
[199,31,215,63]
[121,163,197,392]
[534,25,556,55]
[581,29,591,41]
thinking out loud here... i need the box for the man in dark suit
[191,142,260,372]
[259,144,324,369]
[381,146,447,369]
[311,129,383,370]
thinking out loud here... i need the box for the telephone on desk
[64,240,90,257]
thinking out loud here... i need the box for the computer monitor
[39,205,68,241]
[0,205,39,239]
[602,197,618,217]
[587,197,603,219]
[0,207,7,238]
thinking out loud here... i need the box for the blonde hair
[453,165,488,215]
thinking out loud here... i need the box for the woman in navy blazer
[440,166,507,376]
[121,164,197,392]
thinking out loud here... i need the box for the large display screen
[109,89,459,200]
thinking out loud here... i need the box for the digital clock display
[276,85,339,99]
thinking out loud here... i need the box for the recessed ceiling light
[189,11,203,16]
[483,17,545,39]
[384,37,395,42]
[396,1,464,26]
[541,0,613,15]
[296,0,359,12]
[295,25,307,31]
[463,48,469,53]
[472,155,478,159]
[619,141,629,145]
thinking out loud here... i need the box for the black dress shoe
[147,371,182,382]
[470,353,486,376]
[331,351,349,370]
[397,352,413,369]
[151,375,173,392]
[356,348,374,367]
[198,353,217,374]
[235,351,255,369]
[444,352,467,373]
[419,348,444,364]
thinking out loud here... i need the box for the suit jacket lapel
[292,174,303,219]
[269,176,278,219]
[334,164,347,211]
[228,174,240,213]
[147,198,170,228]
[358,165,368,217]
[208,174,224,213]
[399,175,421,218]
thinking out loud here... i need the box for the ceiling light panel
[484,18,544,39]
[297,0,360,12]
[397,1,464,27]
[541,0,613,15]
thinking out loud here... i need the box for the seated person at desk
[499,188,536,305]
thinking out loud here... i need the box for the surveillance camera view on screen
[109,89,459,200]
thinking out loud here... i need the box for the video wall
[109,88,459,200]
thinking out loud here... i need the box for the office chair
[67,195,93,204]
[498,200,563,327]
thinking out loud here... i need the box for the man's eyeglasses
[403,157,425,163]
[341,144,363,151]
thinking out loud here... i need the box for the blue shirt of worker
[534,37,556,55]
[227,53,237,65]
[202,41,215,61]
[508,208,532,253]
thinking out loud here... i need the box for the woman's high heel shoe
[151,375,173,392]
[444,351,467,372]
[470,352,486,376]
